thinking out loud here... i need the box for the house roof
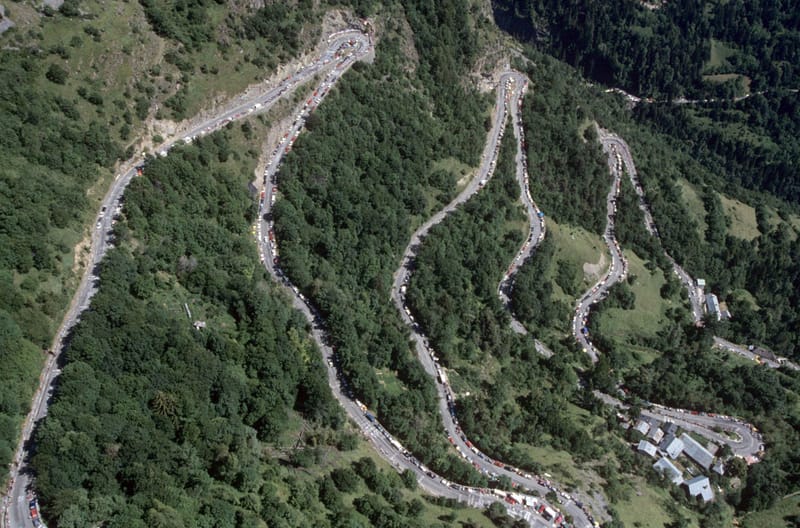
[648,427,665,443]
[660,434,685,459]
[681,433,714,469]
[684,475,714,502]
[638,440,658,458]
[653,457,684,485]
[634,420,650,435]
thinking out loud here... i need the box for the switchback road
[601,131,798,371]
[571,130,629,363]
[595,393,763,458]
[258,69,585,527]
[572,130,765,460]
[387,71,602,527]
[497,82,546,336]
[1,28,372,528]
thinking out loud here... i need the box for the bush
[45,63,67,84]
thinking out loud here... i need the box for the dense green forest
[706,0,800,91]
[272,0,490,486]
[30,128,335,525]
[635,91,800,203]
[497,44,800,519]
[0,40,123,470]
[29,125,503,528]
[623,102,800,358]
[493,0,800,97]
[493,0,710,97]
[513,47,800,361]
[520,70,611,234]
[493,0,800,361]
[405,123,597,467]
[0,0,352,480]
[5,0,800,525]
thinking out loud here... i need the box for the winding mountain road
[0,28,373,528]
[565,128,765,460]
[385,72,604,527]
[571,132,629,363]
[497,83,546,336]
[601,131,798,371]
[4,23,777,528]
[258,69,594,527]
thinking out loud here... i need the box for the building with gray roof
[634,419,650,436]
[664,422,678,436]
[637,440,658,458]
[648,426,665,444]
[660,433,685,459]
[706,293,721,321]
[684,475,714,502]
[681,433,714,469]
[653,457,683,485]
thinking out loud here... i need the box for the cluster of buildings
[632,416,723,503]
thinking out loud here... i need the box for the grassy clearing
[433,157,475,182]
[150,277,239,333]
[417,497,498,528]
[703,73,751,94]
[676,178,708,238]
[30,0,166,140]
[179,38,273,117]
[729,288,760,310]
[705,38,736,71]
[615,476,700,528]
[703,73,739,83]
[447,339,504,396]
[598,250,669,345]
[790,214,800,233]
[518,403,678,522]
[547,219,606,300]
[376,367,408,395]
[764,206,800,240]
[519,444,582,487]
[549,221,605,273]
[689,111,779,152]
[718,193,760,240]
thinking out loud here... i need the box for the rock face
[0,5,16,35]
[42,0,65,10]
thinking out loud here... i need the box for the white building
[684,475,714,502]
[706,293,721,321]
[653,457,684,485]
[638,440,658,458]
[660,434,685,459]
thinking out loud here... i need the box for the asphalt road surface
[257,69,581,527]
[713,336,799,370]
[600,130,799,372]
[571,129,629,363]
[0,28,374,528]
[497,82,547,335]
[594,393,763,458]
[4,24,780,528]
[387,71,602,528]
[578,132,764,460]
[597,130,706,324]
